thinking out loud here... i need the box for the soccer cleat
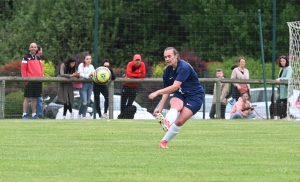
[22,115,29,120]
[159,140,168,148]
[32,115,39,119]
[156,113,169,132]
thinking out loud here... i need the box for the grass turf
[1,119,300,181]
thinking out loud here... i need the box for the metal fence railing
[0,77,291,120]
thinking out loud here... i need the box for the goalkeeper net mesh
[287,21,300,120]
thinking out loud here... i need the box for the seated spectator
[230,92,256,119]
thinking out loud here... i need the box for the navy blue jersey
[163,60,203,94]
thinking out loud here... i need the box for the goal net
[287,21,300,120]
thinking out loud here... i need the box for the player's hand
[153,109,161,116]
[148,92,158,100]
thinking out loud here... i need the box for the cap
[133,54,141,61]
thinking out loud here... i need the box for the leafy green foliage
[152,62,165,78]
[0,0,299,68]
[42,61,55,77]
[207,56,280,88]
[4,91,24,118]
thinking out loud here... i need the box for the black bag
[117,105,137,119]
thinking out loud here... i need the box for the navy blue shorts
[173,91,204,115]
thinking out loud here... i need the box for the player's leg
[159,95,203,148]
[157,95,182,132]
[159,106,193,148]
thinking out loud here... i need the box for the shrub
[0,60,21,76]
[5,91,24,118]
[207,56,280,88]
[152,62,165,78]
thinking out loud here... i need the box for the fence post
[108,80,114,119]
[215,80,221,119]
[0,80,5,119]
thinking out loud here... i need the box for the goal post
[287,21,300,120]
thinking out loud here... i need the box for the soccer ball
[93,66,111,85]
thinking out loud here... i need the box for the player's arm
[149,80,182,100]
[153,94,169,115]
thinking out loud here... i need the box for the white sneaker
[274,116,278,120]
[63,116,66,119]
[102,113,108,119]
[70,113,74,119]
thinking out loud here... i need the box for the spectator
[21,43,44,119]
[209,68,229,119]
[27,45,44,118]
[57,57,78,119]
[274,56,293,119]
[149,47,204,149]
[230,92,256,119]
[93,59,116,119]
[224,65,238,105]
[118,54,146,118]
[231,57,250,102]
[78,53,95,119]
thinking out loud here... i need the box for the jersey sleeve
[21,57,28,77]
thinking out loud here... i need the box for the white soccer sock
[23,113,27,116]
[32,113,36,117]
[162,123,182,142]
[165,108,178,125]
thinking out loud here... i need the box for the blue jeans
[27,96,43,116]
[79,83,93,117]
[230,112,256,119]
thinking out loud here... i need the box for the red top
[123,61,146,88]
[21,53,44,79]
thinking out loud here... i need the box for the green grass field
[1,119,300,182]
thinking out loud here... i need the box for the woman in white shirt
[78,53,95,119]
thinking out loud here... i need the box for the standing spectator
[93,59,116,119]
[27,45,44,118]
[78,53,95,119]
[57,57,78,119]
[230,92,256,119]
[149,47,204,149]
[36,45,44,118]
[209,68,229,119]
[231,57,250,102]
[118,54,146,118]
[21,43,44,119]
[274,56,293,119]
[224,65,238,105]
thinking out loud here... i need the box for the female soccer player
[149,47,204,148]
